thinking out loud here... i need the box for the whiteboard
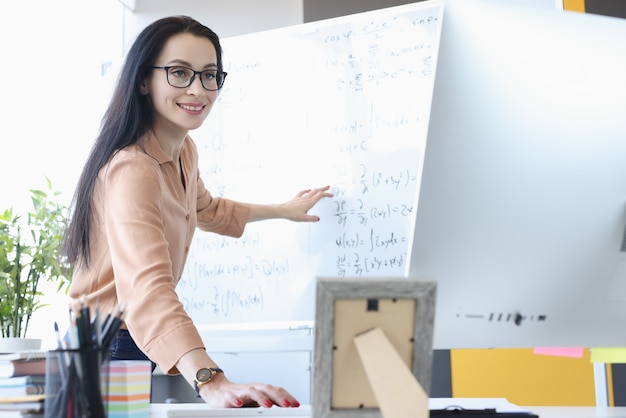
[177,0,444,325]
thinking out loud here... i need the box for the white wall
[0,0,124,211]
[123,0,303,51]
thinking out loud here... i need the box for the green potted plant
[0,178,73,350]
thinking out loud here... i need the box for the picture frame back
[312,277,437,418]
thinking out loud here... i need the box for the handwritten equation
[180,256,290,291]
[315,10,440,92]
[332,197,414,228]
[180,285,264,318]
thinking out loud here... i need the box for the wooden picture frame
[312,277,437,418]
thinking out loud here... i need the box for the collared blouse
[68,132,250,374]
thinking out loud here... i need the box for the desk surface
[148,404,626,418]
[2,404,626,417]
[525,407,626,417]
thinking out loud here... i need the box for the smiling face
[141,32,220,140]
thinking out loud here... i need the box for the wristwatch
[194,367,224,397]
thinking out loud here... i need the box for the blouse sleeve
[194,172,250,236]
[101,152,204,374]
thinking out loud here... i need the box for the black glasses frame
[151,66,228,91]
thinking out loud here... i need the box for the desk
[524,407,626,417]
[148,404,626,417]
[2,405,626,417]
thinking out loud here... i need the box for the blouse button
[185,213,190,221]
[185,246,189,253]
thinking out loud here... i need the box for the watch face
[196,368,213,382]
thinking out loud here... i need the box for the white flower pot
[0,337,42,353]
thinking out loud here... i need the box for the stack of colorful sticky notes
[106,360,152,418]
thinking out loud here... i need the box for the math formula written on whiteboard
[177,1,444,325]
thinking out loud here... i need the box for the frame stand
[354,327,429,418]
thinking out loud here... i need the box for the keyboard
[166,405,311,417]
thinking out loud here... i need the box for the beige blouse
[68,132,250,374]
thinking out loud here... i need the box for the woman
[63,15,332,408]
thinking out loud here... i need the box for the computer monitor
[408,0,626,349]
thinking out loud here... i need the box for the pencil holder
[44,347,110,418]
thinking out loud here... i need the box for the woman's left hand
[278,186,333,222]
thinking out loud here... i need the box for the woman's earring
[139,81,149,95]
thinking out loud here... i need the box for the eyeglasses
[151,66,227,91]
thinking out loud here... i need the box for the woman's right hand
[198,374,301,408]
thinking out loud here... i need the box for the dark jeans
[109,329,157,372]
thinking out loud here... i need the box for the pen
[53,322,68,382]
[101,304,126,349]
[94,300,102,347]
[99,312,112,343]
[77,294,91,349]
[54,321,64,349]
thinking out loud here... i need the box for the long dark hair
[63,16,223,268]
